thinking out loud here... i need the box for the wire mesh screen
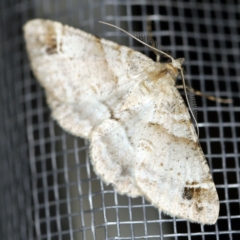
[0,0,240,239]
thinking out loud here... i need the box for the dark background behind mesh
[0,0,240,239]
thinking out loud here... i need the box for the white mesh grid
[0,0,240,239]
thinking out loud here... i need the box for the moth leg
[147,16,160,62]
[176,85,232,104]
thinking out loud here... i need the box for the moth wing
[23,19,153,139]
[133,86,219,224]
[91,78,219,224]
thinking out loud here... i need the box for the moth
[24,19,219,224]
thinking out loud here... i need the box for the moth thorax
[165,63,180,83]
[160,73,176,86]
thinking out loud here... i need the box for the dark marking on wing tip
[46,38,58,54]
[182,187,194,200]
[42,25,59,55]
[182,181,209,212]
[182,181,202,201]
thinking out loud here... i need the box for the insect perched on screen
[24,19,219,224]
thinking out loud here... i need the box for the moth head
[171,58,185,69]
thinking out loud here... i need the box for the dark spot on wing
[108,109,120,121]
[120,165,129,177]
[183,187,194,200]
[46,38,58,54]
[183,181,202,201]
[182,181,211,212]
[196,204,204,212]
[43,25,59,54]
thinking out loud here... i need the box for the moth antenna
[99,21,174,62]
[180,69,199,137]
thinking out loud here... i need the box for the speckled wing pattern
[24,19,219,224]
